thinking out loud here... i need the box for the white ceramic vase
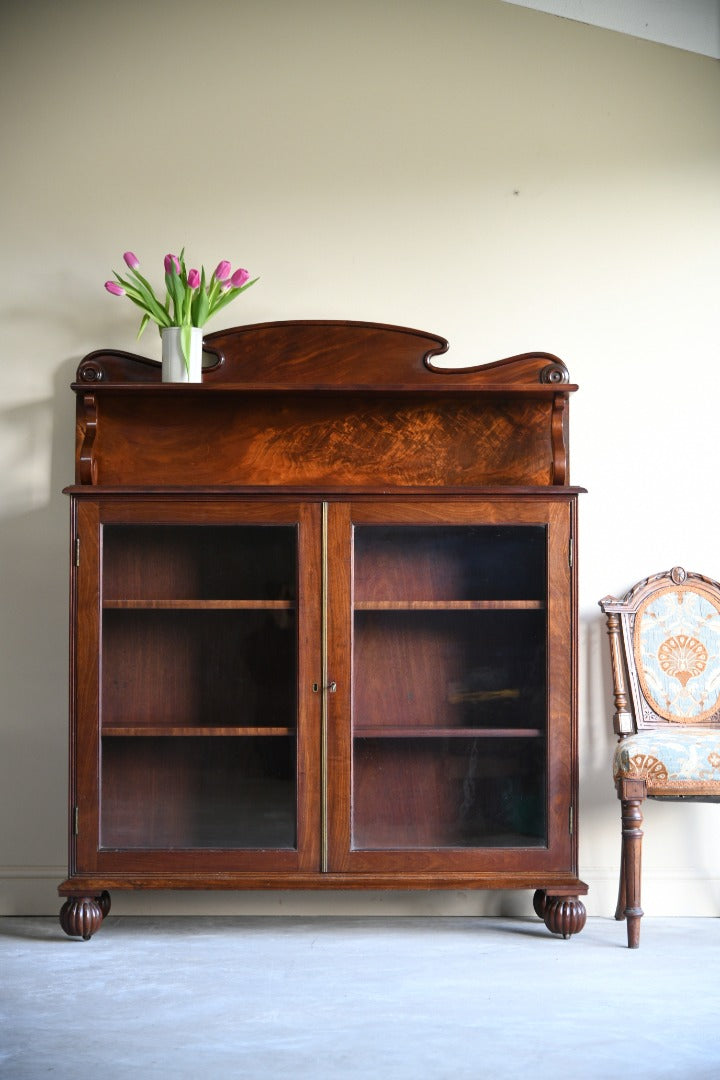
[161,326,203,383]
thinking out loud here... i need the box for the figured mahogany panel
[82,392,557,488]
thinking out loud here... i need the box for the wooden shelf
[353,727,543,739]
[102,726,295,737]
[104,600,294,610]
[72,380,577,397]
[354,600,544,611]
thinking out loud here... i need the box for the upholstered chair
[599,567,720,947]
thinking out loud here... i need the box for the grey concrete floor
[1,915,718,1079]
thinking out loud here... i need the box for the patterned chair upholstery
[599,566,720,948]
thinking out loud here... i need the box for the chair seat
[614,729,720,795]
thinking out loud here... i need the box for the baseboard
[0,867,69,916]
[580,867,720,917]
[2,866,718,918]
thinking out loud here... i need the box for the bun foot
[532,889,548,919]
[59,896,104,940]
[543,895,587,939]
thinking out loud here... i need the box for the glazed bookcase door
[325,499,574,875]
[71,497,322,876]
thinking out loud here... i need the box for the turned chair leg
[617,777,646,948]
[615,853,627,923]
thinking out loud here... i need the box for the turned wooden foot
[59,894,108,940]
[542,895,587,939]
[532,889,548,919]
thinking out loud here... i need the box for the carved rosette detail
[59,896,104,940]
[77,359,105,383]
[540,361,569,384]
[542,896,587,939]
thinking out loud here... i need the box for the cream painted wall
[1,0,719,920]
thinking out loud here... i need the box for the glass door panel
[101,735,296,849]
[350,521,548,852]
[99,523,299,851]
[102,524,296,602]
[353,736,545,849]
[353,525,546,603]
[102,609,296,731]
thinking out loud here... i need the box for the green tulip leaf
[180,324,192,374]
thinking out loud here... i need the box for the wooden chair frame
[600,566,720,947]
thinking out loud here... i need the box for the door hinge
[75,537,80,567]
[73,806,79,836]
[568,536,574,568]
[569,805,574,835]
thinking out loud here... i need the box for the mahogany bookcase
[59,320,587,939]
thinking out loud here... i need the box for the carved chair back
[602,566,720,737]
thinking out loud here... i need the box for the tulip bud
[213,260,231,282]
[230,268,250,288]
[105,281,125,296]
[164,254,181,274]
[187,268,200,289]
[123,251,139,269]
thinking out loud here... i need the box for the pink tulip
[105,281,125,296]
[187,268,200,289]
[230,267,250,288]
[164,254,181,274]
[123,251,139,269]
[213,260,231,282]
